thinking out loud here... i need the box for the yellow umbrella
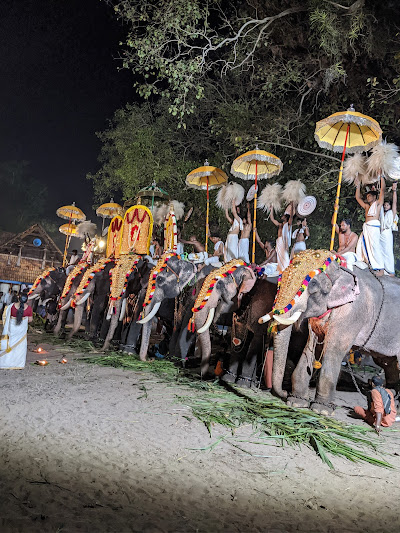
[315,104,382,250]
[96,199,123,219]
[56,202,86,221]
[231,148,283,263]
[186,160,228,253]
[59,223,78,236]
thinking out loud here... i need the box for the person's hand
[393,182,397,191]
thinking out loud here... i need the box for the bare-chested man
[331,217,359,269]
[270,203,293,273]
[238,202,252,263]
[355,176,385,275]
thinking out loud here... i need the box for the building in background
[0,224,63,292]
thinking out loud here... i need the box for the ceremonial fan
[231,147,283,263]
[186,161,228,253]
[56,202,86,266]
[314,105,382,250]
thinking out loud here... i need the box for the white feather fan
[257,183,283,213]
[171,200,185,221]
[76,221,97,239]
[282,180,306,205]
[153,204,169,225]
[367,140,399,180]
[343,153,367,185]
[215,182,245,209]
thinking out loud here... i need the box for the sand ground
[1,331,400,533]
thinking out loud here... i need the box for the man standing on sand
[380,182,397,276]
[331,217,359,269]
[356,176,385,275]
[354,375,397,433]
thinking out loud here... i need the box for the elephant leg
[53,309,68,336]
[67,305,85,340]
[236,333,261,388]
[138,321,152,361]
[287,333,317,408]
[122,322,142,354]
[90,298,106,338]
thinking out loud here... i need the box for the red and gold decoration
[140,252,177,316]
[71,257,114,307]
[59,262,88,307]
[186,161,228,253]
[231,148,283,263]
[271,250,342,315]
[28,268,55,295]
[120,205,153,255]
[314,105,382,250]
[188,260,245,332]
[108,254,141,315]
[106,215,124,259]
[164,205,178,253]
[56,202,86,267]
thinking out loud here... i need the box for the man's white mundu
[380,208,395,275]
[356,200,384,271]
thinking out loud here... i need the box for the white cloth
[176,242,184,256]
[291,240,306,259]
[291,228,308,241]
[69,254,79,266]
[0,306,28,369]
[224,234,239,262]
[356,220,384,271]
[380,210,395,274]
[238,238,250,263]
[341,252,359,271]
[188,251,208,263]
[276,222,291,273]
[368,200,379,217]
[3,293,12,306]
[263,263,279,277]
[204,256,222,267]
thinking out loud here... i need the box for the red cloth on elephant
[354,388,396,427]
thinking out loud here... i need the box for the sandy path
[0,334,400,533]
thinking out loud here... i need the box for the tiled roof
[0,254,60,284]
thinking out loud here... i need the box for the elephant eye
[307,279,319,295]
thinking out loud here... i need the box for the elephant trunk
[68,305,85,339]
[272,324,293,399]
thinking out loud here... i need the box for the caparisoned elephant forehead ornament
[28,267,56,295]
[273,250,343,315]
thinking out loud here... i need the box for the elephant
[28,267,67,307]
[191,265,256,377]
[261,251,400,415]
[137,256,197,362]
[53,265,90,337]
[67,260,116,340]
[101,259,151,351]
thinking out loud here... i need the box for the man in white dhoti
[380,183,397,276]
[0,294,33,369]
[291,217,310,259]
[270,206,293,274]
[356,177,385,275]
[224,199,243,262]
[207,231,224,267]
[238,202,251,264]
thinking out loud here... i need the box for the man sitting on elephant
[331,217,358,269]
[353,375,397,433]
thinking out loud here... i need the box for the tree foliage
[91,0,400,260]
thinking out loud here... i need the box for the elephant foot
[310,401,336,417]
[287,395,309,409]
[236,376,258,390]
[220,370,237,384]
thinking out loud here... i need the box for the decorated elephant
[101,256,151,351]
[259,249,400,415]
[28,267,67,306]
[66,258,116,340]
[53,263,90,336]
[137,253,197,361]
[189,260,256,377]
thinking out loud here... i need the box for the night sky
[0,0,132,226]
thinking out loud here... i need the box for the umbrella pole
[205,178,209,254]
[330,124,350,251]
[62,217,72,267]
[252,162,258,264]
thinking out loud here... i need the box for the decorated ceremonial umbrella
[59,223,78,236]
[186,160,228,253]
[56,202,86,266]
[96,198,123,232]
[315,105,382,250]
[231,148,283,263]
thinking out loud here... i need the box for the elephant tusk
[197,307,215,334]
[28,294,40,300]
[119,299,127,321]
[258,313,271,324]
[138,302,161,324]
[76,292,90,306]
[41,298,51,306]
[60,298,72,311]
[273,311,302,326]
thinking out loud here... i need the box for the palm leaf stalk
[80,353,393,469]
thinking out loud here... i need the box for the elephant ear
[237,267,256,306]
[327,267,360,309]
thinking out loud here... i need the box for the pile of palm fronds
[80,353,393,469]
